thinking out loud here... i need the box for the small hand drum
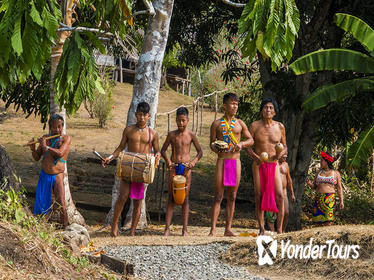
[213,140,229,152]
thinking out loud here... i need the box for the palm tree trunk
[106,0,175,229]
[50,0,85,225]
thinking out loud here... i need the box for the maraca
[260,152,268,162]
[275,142,284,154]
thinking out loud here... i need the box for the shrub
[84,69,114,128]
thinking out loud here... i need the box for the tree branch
[142,0,155,16]
[221,0,245,8]
[57,24,115,37]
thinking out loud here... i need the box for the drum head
[173,175,186,184]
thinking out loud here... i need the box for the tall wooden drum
[173,175,187,205]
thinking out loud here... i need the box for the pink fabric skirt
[260,162,278,213]
[129,182,145,200]
[223,159,237,187]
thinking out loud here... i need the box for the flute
[24,134,61,146]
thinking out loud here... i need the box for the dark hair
[49,114,64,127]
[260,97,279,114]
[176,107,189,117]
[136,102,150,114]
[322,151,335,170]
[223,92,239,104]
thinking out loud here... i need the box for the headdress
[320,151,333,163]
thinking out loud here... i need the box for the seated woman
[307,151,344,225]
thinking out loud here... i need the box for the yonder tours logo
[256,236,360,266]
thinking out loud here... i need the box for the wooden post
[200,98,203,136]
[176,83,179,93]
[119,57,123,83]
[214,92,218,121]
[182,81,185,95]
[192,101,195,132]
[167,113,171,133]
[195,101,199,134]
[188,81,191,97]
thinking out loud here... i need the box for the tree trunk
[106,0,175,229]
[0,145,21,192]
[49,0,85,225]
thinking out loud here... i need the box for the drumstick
[92,149,105,161]
[24,134,61,146]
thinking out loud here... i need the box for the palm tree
[290,13,374,168]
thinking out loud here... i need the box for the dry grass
[0,221,127,279]
[222,225,374,280]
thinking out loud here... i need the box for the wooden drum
[115,151,155,184]
[173,175,187,205]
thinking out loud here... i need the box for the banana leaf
[302,77,374,111]
[290,49,374,75]
[347,126,374,168]
[334,13,374,53]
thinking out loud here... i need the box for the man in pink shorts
[102,102,160,237]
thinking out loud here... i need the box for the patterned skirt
[312,193,336,223]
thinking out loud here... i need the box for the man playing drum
[28,114,70,228]
[245,97,287,235]
[161,107,203,236]
[102,102,161,237]
[209,92,254,237]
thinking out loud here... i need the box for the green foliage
[334,13,374,54]
[163,43,186,69]
[0,0,61,88]
[1,62,51,124]
[0,188,31,228]
[54,31,104,116]
[337,172,374,224]
[302,77,374,111]
[238,0,300,71]
[290,13,374,169]
[290,49,374,75]
[79,0,132,37]
[347,126,374,168]
[168,0,243,67]
[93,71,114,128]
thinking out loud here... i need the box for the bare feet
[110,225,118,237]
[164,228,170,236]
[259,229,265,236]
[182,230,188,236]
[208,229,215,236]
[129,231,135,236]
[224,229,236,237]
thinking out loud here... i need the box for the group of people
[28,92,344,235]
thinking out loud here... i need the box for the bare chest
[254,125,281,145]
[173,133,192,149]
[128,130,151,146]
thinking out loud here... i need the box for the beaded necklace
[221,117,237,150]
